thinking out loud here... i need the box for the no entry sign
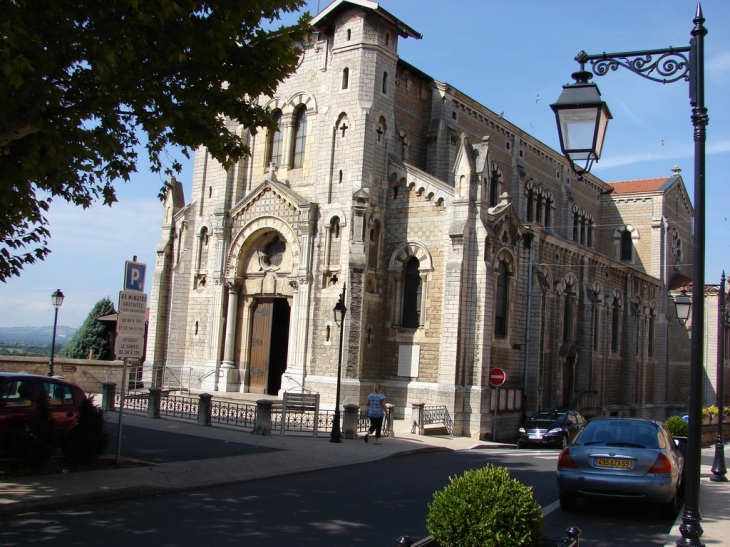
[489,367,507,387]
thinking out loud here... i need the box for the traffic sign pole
[116,259,147,464]
[488,368,507,442]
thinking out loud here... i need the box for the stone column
[253,399,273,435]
[148,387,162,419]
[343,403,360,439]
[198,393,213,426]
[102,382,116,411]
[279,202,318,395]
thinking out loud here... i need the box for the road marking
[542,499,560,516]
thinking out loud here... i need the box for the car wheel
[559,494,577,511]
[561,435,569,449]
[660,493,679,519]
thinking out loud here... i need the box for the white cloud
[708,51,730,90]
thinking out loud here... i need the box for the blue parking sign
[124,261,147,292]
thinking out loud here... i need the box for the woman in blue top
[364,384,387,444]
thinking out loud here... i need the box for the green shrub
[13,394,57,467]
[62,396,109,464]
[426,464,543,547]
[665,415,688,437]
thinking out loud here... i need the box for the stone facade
[144,0,696,440]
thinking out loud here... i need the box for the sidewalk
[0,407,727,546]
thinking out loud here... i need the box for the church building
[144,0,694,439]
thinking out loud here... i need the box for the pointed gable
[452,133,476,199]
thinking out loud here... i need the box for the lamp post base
[329,410,342,443]
[710,438,728,482]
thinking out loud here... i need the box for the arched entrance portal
[248,298,291,395]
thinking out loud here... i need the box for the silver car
[556,418,684,517]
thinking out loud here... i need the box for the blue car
[556,418,684,517]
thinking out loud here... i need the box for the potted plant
[426,464,543,547]
[707,405,719,424]
[702,407,711,425]
[665,416,688,454]
[724,407,730,423]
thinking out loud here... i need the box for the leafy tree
[1,0,307,281]
[60,297,116,360]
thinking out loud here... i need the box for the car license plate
[596,458,631,469]
[528,434,542,440]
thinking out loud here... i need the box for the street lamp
[710,272,727,482]
[552,6,708,546]
[550,68,612,176]
[675,290,692,326]
[330,283,347,443]
[47,289,65,377]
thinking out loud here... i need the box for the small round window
[263,236,286,267]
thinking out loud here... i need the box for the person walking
[364,384,387,444]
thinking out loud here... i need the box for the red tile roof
[606,177,670,193]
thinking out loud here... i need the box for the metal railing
[423,405,453,436]
[211,399,257,428]
[160,394,199,420]
[162,366,193,393]
[116,392,148,412]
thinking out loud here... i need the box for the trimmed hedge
[426,464,543,547]
[665,415,688,437]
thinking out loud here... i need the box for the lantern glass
[51,289,65,309]
[674,290,692,325]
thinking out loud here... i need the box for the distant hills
[0,326,78,345]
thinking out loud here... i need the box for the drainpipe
[523,230,535,424]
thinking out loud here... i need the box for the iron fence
[211,399,257,428]
[423,405,453,436]
[116,393,148,412]
[160,395,199,420]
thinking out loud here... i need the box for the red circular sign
[489,367,507,387]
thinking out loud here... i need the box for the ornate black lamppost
[710,271,727,481]
[47,289,65,377]
[551,6,708,546]
[330,283,347,443]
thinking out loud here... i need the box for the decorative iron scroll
[577,48,691,84]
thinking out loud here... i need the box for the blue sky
[1,0,728,328]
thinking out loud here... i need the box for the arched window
[342,67,349,90]
[328,218,341,266]
[545,198,553,228]
[368,221,380,269]
[611,298,621,352]
[620,230,633,261]
[268,110,283,167]
[291,106,308,169]
[382,72,388,94]
[563,288,574,343]
[495,261,509,338]
[648,313,655,357]
[376,117,386,143]
[402,258,422,328]
[490,167,501,206]
[197,227,209,271]
[526,189,534,222]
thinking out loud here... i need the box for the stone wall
[0,356,125,395]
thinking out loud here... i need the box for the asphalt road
[104,423,282,463]
[0,447,678,547]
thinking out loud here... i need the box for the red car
[0,373,87,452]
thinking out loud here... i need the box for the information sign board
[118,291,148,314]
[116,312,146,336]
[115,335,144,359]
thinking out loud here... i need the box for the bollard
[412,402,425,435]
[343,403,359,439]
[566,526,581,547]
[198,393,213,426]
[148,387,162,419]
[253,399,273,435]
[101,382,117,411]
[385,403,395,437]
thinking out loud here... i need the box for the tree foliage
[62,396,109,463]
[0,0,307,280]
[60,297,116,359]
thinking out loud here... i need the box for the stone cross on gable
[266,162,278,181]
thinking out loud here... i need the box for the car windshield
[577,421,659,448]
[531,410,565,421]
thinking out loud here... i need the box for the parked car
[556,417,684,517]
[517,409,586,449]
[0,373,86,452]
